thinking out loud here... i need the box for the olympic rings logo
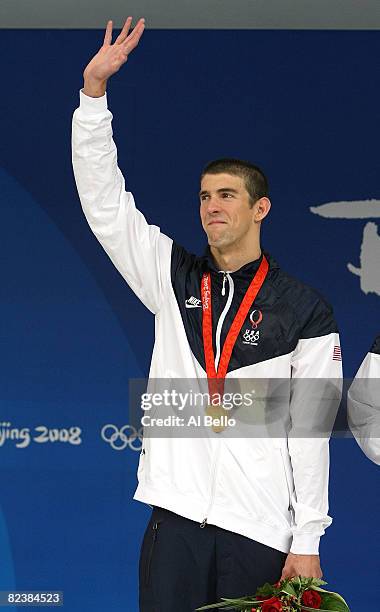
[101,424,143,451]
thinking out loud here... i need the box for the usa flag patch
[333,346,342,361]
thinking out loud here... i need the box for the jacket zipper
[280,448,295,525]
[221,271,229,296]
[145,519,163,585]
[215,272,234,370]
[200,440,222,528]
[200,272,233,528]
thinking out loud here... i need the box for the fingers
[103,20,113,46]
[123,17,145,54]
[280,566,296,581]
[280,569,288,581]
[114,16,133,45]
[102,15,145,56]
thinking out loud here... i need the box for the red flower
[262,597,283,611]
[301,590,322,609]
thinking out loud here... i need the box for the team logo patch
[242,309,263,346]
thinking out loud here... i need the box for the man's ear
[254,197,271,222]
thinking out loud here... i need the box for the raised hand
[83,16,145,97]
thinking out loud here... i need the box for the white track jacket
[72,90,343,555]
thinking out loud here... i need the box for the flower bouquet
[195,576,350,611]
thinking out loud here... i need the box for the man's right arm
[72,18,173,314]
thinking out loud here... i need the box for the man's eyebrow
[199,187,239,196]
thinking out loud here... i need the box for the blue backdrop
[0,29,379,611]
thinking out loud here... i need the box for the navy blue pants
[139,506,287,612]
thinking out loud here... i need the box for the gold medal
[205,404,230,433]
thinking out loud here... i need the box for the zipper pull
[288,504,295,526]
[222,273,227,296]
[153,522,158,539]
[200,518,207,528]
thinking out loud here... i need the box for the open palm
[83,16,145,86]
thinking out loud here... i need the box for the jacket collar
[201,245,278,277]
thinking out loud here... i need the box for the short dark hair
[201,158,269,208]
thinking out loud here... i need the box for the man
[72,17,343,611]
[348,335,380,465]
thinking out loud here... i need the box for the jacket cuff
[79,89,108,114]
[290,532,321,555]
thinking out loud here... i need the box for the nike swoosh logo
[185,298,202,309]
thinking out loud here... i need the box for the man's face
[199,173,255,248]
